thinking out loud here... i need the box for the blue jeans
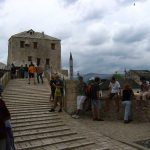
[122,101,131,121]
[24,71,28,78]
[91,99,101,109]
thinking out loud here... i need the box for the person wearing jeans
[122,101,131,121]
[122,84,134,123]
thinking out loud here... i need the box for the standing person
[72,76,87,119]
[24,64,28,78]
[122,84,134,123]
[19,65,25,78]
[0,120,6,150]
[0,96,16,150]
[28,62,36,84]
[0,90,7,150]
[105,77,121,112]
[136,77,149,109]
[49,75,56,101]
[85,79,94,111]
[36,64,44,84]
[90,77,104,121]
[10,63,16,79]
[49,75,63,112]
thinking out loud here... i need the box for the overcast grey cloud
[0,0,150,74]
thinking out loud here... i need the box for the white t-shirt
[109,81,120,93]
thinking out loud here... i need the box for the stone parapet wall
[63,80,77,114]
[64,81,150,122]
[0,72,11,89]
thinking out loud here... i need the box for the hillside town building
[7,29,61,73]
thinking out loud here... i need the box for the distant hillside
[83,73,113,82]
[0,62,6,69]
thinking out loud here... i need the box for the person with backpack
[90,77,104,121]
[122,83,134,123]
[84,79,94,111]
[49,75,63,112]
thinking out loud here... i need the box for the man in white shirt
[105,77,121,112]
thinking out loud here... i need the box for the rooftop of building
[129,70,150,74]
[10,29,60,41]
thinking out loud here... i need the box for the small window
[46,59,49,65]
[33,42,38,49]
[28,56,32,61]
[37,58,40,66]
[51,43,55,50]
[20,41,25,48]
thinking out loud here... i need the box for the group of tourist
[0,85,16,150]
[70,76,149,124]
[10,62,44,84]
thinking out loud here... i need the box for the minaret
[69,52,73,80]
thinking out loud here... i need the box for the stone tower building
[7,29,61,72]
[69,52,73,79]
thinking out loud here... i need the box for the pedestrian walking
[28,62,36,84]
[36,64,44,84]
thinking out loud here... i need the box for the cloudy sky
[0,0,150,74]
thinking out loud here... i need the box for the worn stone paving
[57,110,150,150]
[3,78,150,150]
[58,111,150,150]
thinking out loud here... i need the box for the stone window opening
[51,43,56,50]
[46,59,50,65]
[20,41,25,48]
[33,42,38,49]
[37,58,41,66]
[28,56,32,61]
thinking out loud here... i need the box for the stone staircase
[3,79,96,150]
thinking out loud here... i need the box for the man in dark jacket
[0,96,16,150]
[90,77,104,121]
[0,120,7,150]
[0,96,10,150]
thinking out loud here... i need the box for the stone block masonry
[63,80,78,114]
